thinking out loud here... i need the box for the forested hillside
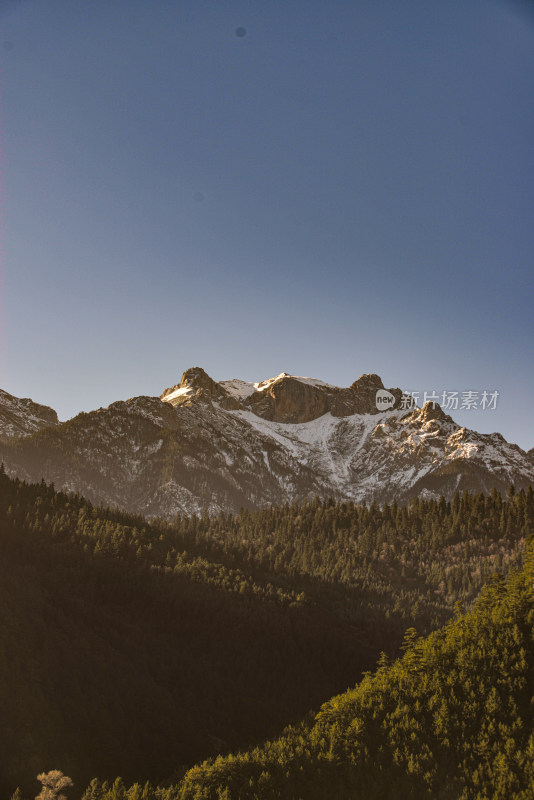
[1,468,532,796]
[151,539,534,800]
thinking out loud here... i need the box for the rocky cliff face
[244,373,403,423]
[162,369,403,423]
[1,368,532,518]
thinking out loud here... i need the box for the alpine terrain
[0,367,532,518]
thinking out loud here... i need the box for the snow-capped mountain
[0,367,532,517]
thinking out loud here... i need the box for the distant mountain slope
[0,388,58,440]
[1,367,532,517]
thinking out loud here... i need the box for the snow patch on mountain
[219,379,258,400]
[220,373,336,401]
[162,386,194,402]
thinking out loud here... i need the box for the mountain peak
[180,366,220,393]
[417,401,450,422]
[160,366,225,406]
[351,374,385,391]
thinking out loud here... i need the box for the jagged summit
[161,367,403,423]
[161,366,225,404]
[411,401,452,425]
[351,373,384,390]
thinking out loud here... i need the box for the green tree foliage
[145,542,534,799]
[0,469,532,798]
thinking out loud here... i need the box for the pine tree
[81,780,103,800]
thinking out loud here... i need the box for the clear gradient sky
[0,0,533,448]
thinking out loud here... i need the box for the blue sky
[0,0,533,448]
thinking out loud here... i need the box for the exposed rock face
[161,367,227,407]
[162,369,404,423]
[244,372,404,423]
[1,367,532,518]
[0,389,59,440]
[347,374,392,413]
[247,375,331,423]
[410,402,453,426]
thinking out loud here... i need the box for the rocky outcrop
[347,374,399,414]
[408,401,454,427]
[161,367,227,407]
[247,372,405,422]
[244,374,404,423]
[247,375,332,423]
[161,368,403,423]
